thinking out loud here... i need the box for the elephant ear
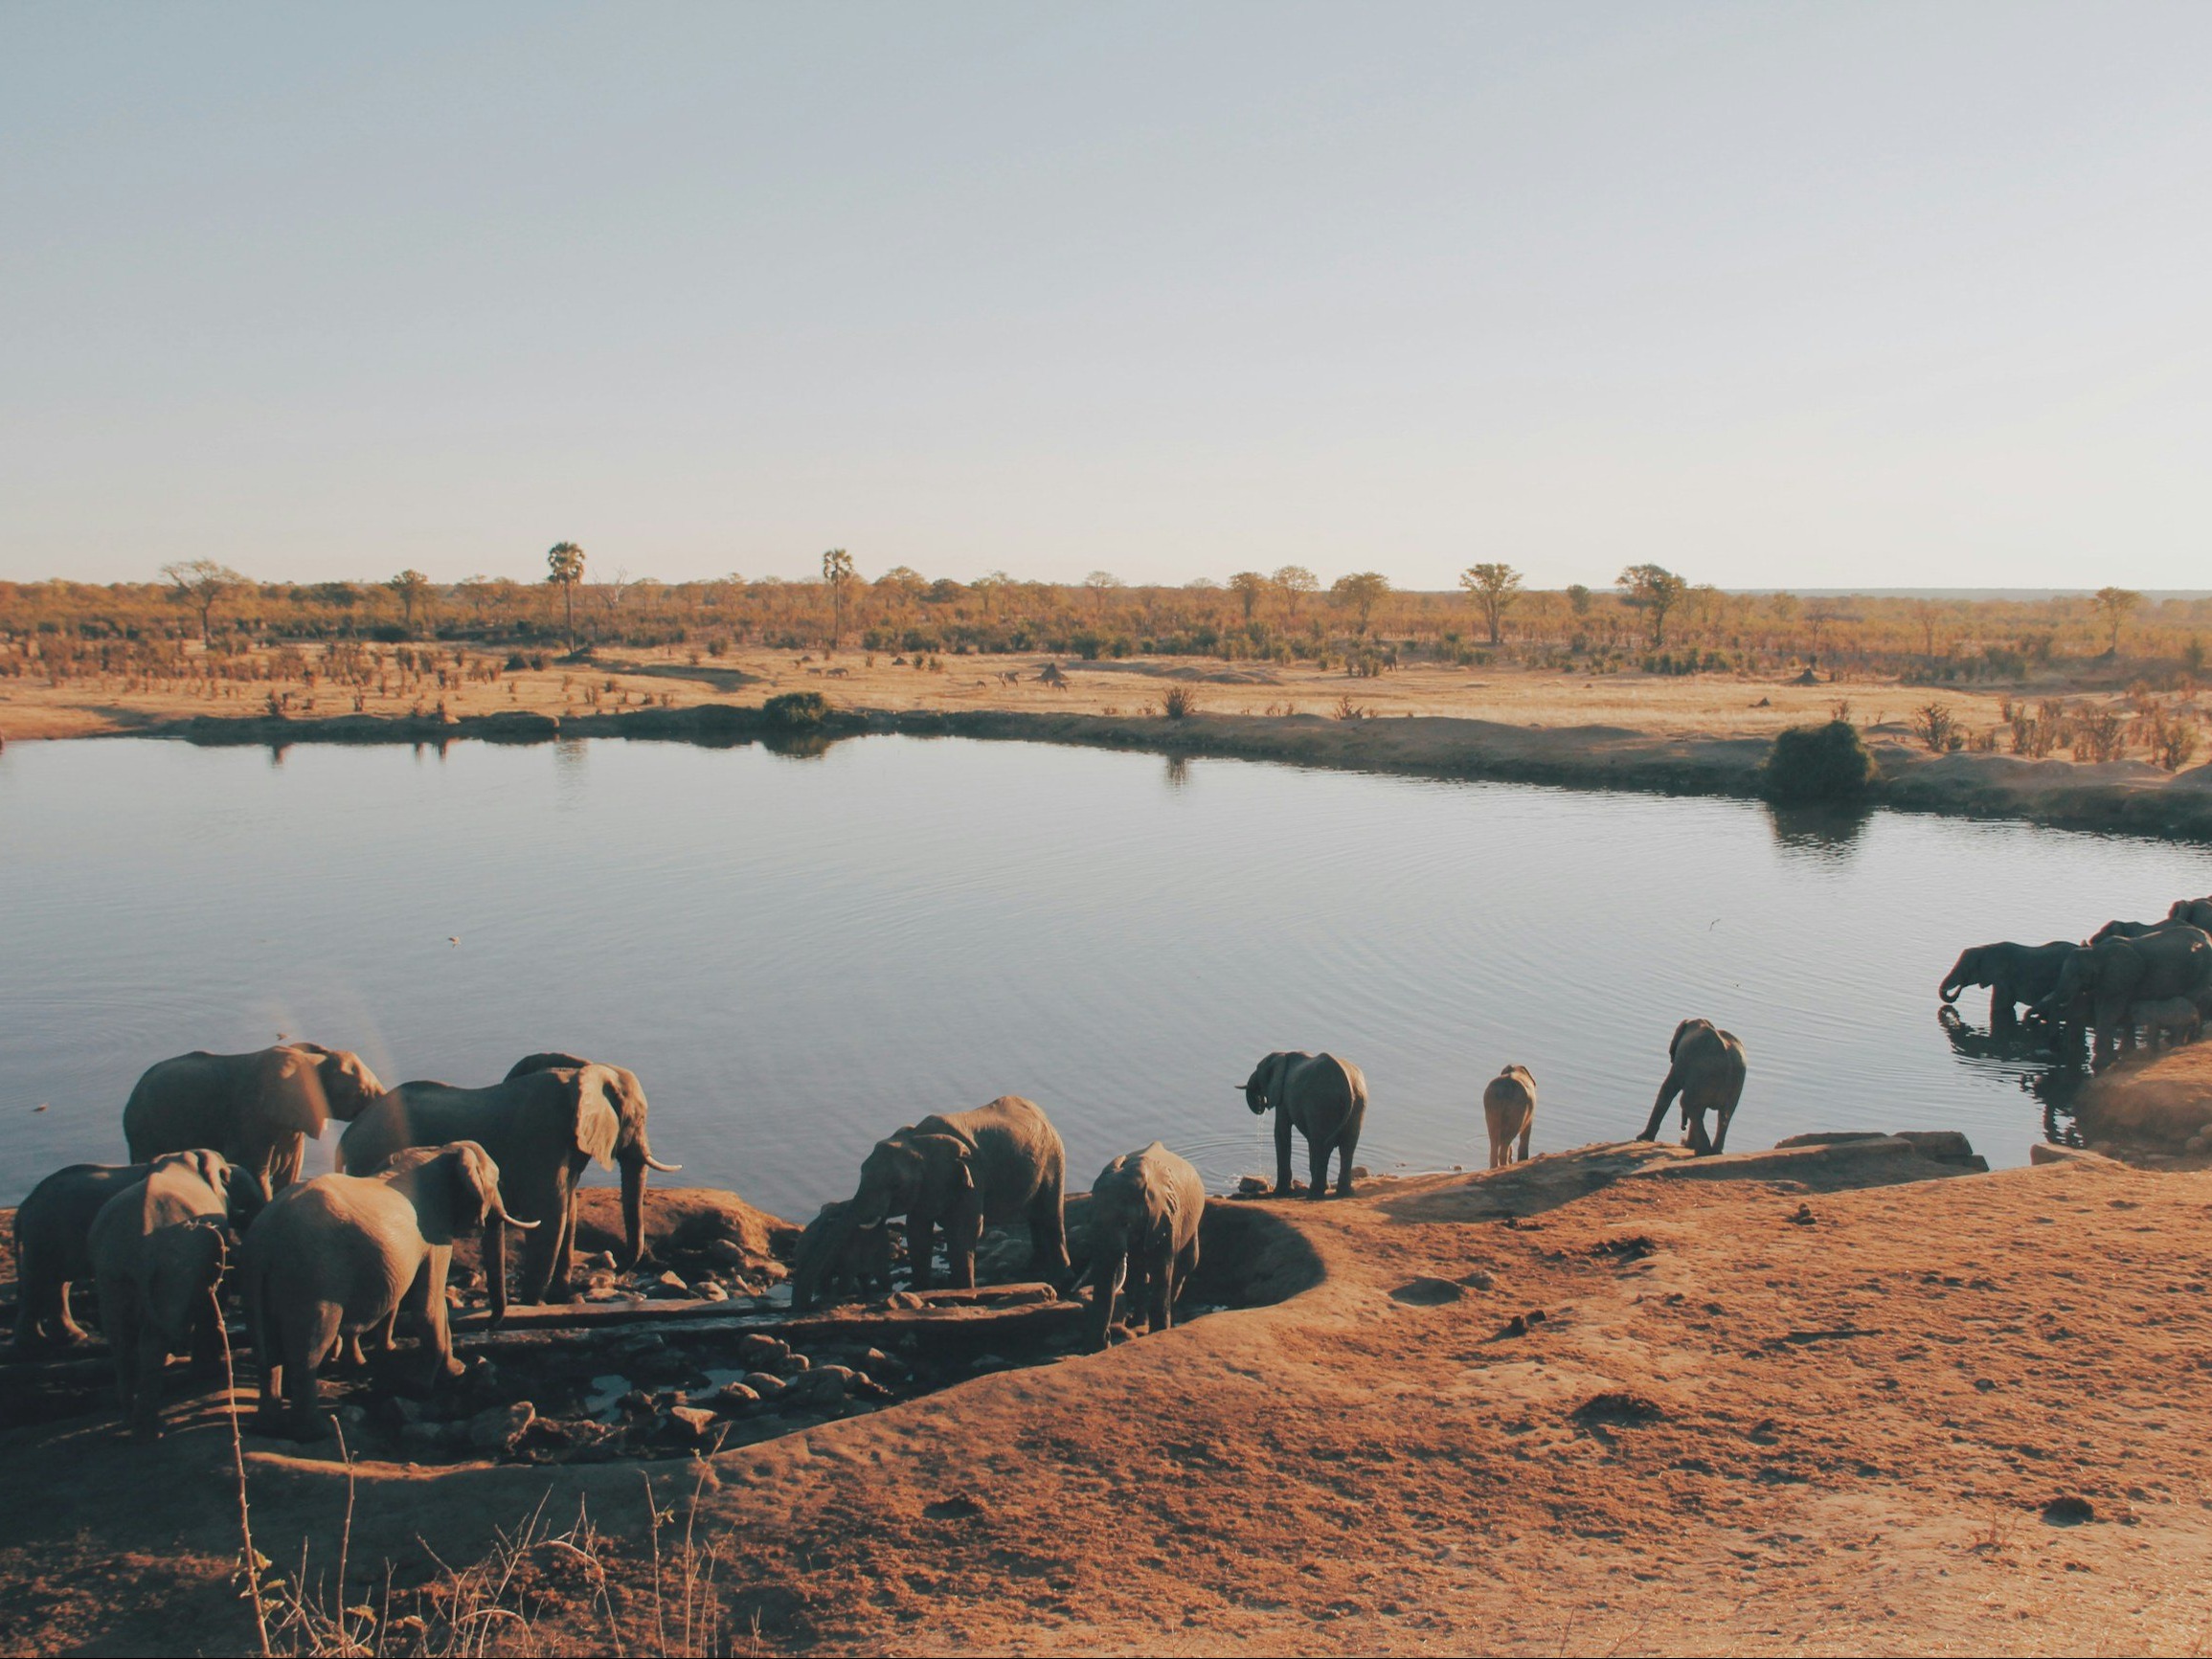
[906,1132,976,1194]
[1668,1020,1698,1061]
[602,1065,651,1158]
[506,1051,592,1082]
[257,1046,329,1138]
[570,1068,622,1171]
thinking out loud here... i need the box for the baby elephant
[87,1150,268,1437]
[788,1199,895,1312]
[1087,1142,1206,1350]
[12,1160,153,1352]
[1482,1065,1537,1169]
[2131,996,2203,1049]
[241,1140,532,1441]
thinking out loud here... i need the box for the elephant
[1085,1141,1205,1350]
[2090,919,2174,944]
[240,1140,531,1440]
[2129,996,2202,1049]
[2034,924,2212,1060]
[788,1199,894,1312]
[336,1052,676,1305]
[1939,942,2081,1030]
[2169,898,2212,931]
[849,1095,1070,1291]
[1637,1020,1748,1155]
[1242,1051,1368,1199]
[1481,1065,1537,1170]
[11,1160,152,1352]
[87,1150,269,1436]
[124,1042,385,1189]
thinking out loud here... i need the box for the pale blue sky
[4,4,2207,590]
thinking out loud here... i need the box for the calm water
[4,734,2208,1213]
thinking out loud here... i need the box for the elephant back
[929,1095,1065,1218]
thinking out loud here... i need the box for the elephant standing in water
[1086,1141,1205,1349]
[1482,1065,1537,1170]
[242,1141,532,1440]
[88,1150,268,1436]
[1243,1051,1367,1199]
[1939,943,2080,1031]
[337,1053,677,1304]
[849,1095,1070,1290]
[2035,925,2212,1060]
[1637,1020,1748,1156]
[124,1043,385,1189]
[12,1160,152,1351]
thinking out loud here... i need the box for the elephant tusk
[496,1210,541,1230]
[643,1155,682,1174]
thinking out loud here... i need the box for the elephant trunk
[620,1155,648,1269]
[1938,978,1962,1004]
[485,1219,509,1327]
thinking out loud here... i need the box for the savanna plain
[11,571,2212,1656]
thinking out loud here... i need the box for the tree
[822,549,857,647]
[2093,586,2142,656]
[1331,571,1390,635]
[1229,571,1270,623]
[159,559,247,643]
[546,542,585,649]
[1566,583,1591,617]
[1084,571,1124,614]
[386,569,433,636]
[1458,562,1523,645]
[1615,564,1687,648]
[1273,565,1319,621]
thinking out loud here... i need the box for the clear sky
[4,3,2207,591]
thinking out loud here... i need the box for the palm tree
[546,542,585,650]
[822,549,856,649]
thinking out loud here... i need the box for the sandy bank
[6,1136,2211,1654]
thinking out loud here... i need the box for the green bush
[762,690,829,729]
[1762,720,1878,802]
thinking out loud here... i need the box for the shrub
[762,690,829,729]
[1161,684,1198,720]
[1909,703,1956,752]
[1762,720,1878,803]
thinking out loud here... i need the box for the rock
[737,1334,789,1369]
[780,1352,811,1374]
[1570,1391,1664,1427]
[699,1281,729,1302]
[704,1238,751,1268]
[2043,1494,2096,1525]
[890,1290,925,1310]
[1351,1165,1371,1180]
[1789,1204,1817,1225]
[574,1186,800,1269]
[651,1270,692,1299]
[468,1401,536,1452]
[711,1383,760,1414]
[970,1353,1007,1372]
[390,1398,425,1425]
[400,1421,458,1452]
[1498,1311,1547,1339]
[2031,1143,2126,1168]
[1458,1270,1495,1290]
[618,1389,656,1419]
[663,1406,717,1445]
[590,1251,619,1270]
[1235,1176,1271,1198]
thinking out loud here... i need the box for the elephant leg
[421,1255,462,1384]
[131,1321,169,1438]
[1148,1247,1173,1333]
[1307,1132,1333,1200]
[1274,1109,1295,1196]
[1712,1102,1736,1156]
[1684,1107,1714,1156]
[1335,1121,1361,1198]
[1028,1179,1072,1286]
[945,1201,983,1290]
[285,1308,340,1440]
[553,1181,580,1301]
[513,1205,562,1307]
[1089,1249,1126,1351]
[1639,1075,1682,1142]
[1517,1123,1532,1163]
[105,1291,140,1419]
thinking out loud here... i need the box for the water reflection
[1764,800,1872,863]
[1163,754,1191,791]
[760,729,834,760]
[1935,1006,2089,1146]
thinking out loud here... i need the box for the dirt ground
[0,640,2009,745]
[7,1137,2212,1656]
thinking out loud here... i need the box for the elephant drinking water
[1637,1020,1747,1156]
[2033,924,2212,1060]
[337,1053,676,1304]
[848,1094,1070,1291]
[1938,942,2080,1031]
[1243,1051,1368,1199]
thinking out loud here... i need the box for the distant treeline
[1,557,2203,685]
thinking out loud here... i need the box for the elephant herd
[1940,893,2212,1062]
[11,1020,1750,1442]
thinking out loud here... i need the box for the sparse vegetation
[1160,684,1198,720]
